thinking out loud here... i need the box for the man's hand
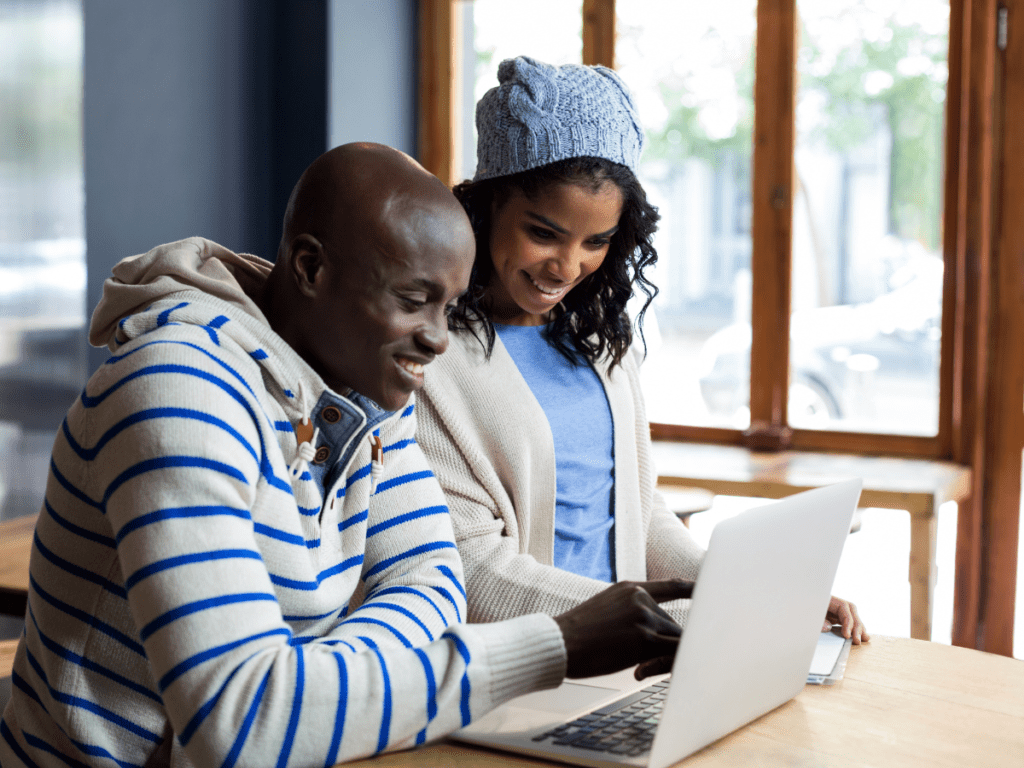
[822,595,869,644]
[553,580,694,679]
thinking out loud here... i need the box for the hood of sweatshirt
[87,237,337,422]
[89,237,272,351]
[88,237,398,497]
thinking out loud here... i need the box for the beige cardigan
[417,329,705,623]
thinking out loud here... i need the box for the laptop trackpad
[505,682,620,715]
[455,682,625,739]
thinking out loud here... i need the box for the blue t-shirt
[496,323,616,582]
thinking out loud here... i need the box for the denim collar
[303,389,394,498]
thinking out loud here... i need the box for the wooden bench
[652,442,972,641]
[0,513,36,616]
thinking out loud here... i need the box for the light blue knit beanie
[473,56,644,182]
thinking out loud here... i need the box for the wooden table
[651,442,972,641]
[0,513,36,616]
[339,636,1023,767]
[2,637,1019,766]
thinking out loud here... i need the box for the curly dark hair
[449,156,660,370]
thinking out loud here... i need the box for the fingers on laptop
[825,595,870,644]
[555,581,687,678]
[638,579,695,603]
[634,655,674,680]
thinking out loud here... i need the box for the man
[0,143,691,767]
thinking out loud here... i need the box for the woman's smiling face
[485,180,624,326]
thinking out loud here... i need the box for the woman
[417,56,867,642]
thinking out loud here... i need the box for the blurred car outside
[697,244,943,436]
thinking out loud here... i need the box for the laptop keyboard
[531,680,669,756]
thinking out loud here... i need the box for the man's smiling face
[307,194,474,411]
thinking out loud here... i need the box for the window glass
[0,0,84,521]
[617,0,757,428]
[788,0,948,435]
[454,0,583,183]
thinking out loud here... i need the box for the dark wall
[84,0,418,372]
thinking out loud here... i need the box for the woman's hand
[823,595,869,644]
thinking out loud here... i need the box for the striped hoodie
[0,238,566,767]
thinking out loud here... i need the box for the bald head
[280,142,464,261]
[261,142,475,409]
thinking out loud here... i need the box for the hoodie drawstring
[287,383,319,484]
[369,432,383,492]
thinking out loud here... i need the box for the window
[616,0,758,430]
[453,0,583,182]
[788,1,948,437]
[419,0,1023,655]
[438,0,951,448]
[0,0,85,521]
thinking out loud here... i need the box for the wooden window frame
[417,0,1021,656]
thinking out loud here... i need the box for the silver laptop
[452,478,863,768]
